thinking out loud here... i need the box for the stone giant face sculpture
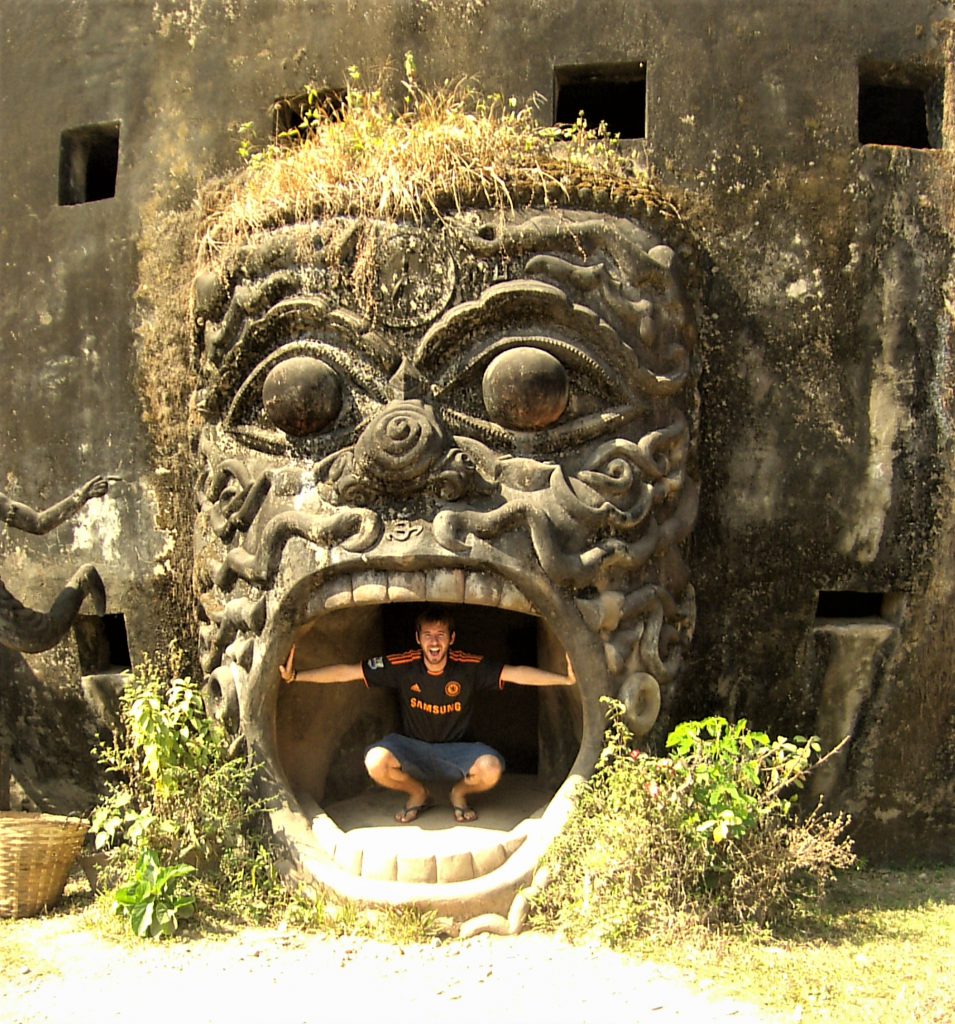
[192,204,698,920]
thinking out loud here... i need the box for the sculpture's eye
[413,282,648,451]
[427,332,635,452]
[220,339,388,454]
[482,347,569,430]
[262,356,342,437]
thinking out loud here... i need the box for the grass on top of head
[197,56,671,273]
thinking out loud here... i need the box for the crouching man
[280,604,575,823]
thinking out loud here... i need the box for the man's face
[416,621,455,671]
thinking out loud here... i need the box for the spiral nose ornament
[353,399,451,495]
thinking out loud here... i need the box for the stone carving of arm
[0,476,109,535]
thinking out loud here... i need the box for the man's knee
[468,753,503,786]
[364,745,398,780]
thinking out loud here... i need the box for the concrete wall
[0,0,952,861]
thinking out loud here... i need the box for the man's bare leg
[450,754,503,822]
[364,746,432,823]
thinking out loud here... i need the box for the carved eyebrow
[416,278,641,379]
[414,275,689,401]
[414,280,594,365]
[205,295,396,385]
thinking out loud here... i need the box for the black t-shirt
[362,649,504,743]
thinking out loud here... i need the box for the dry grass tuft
[134,195,201,641]
[196,65,673,273]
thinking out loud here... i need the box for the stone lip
[266,770,590,922]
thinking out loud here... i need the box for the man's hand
[279,644,297,684]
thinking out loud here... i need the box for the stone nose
[352,399,452,496]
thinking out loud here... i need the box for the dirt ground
[1,907,788,1024]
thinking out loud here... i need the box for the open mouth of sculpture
[254,560,593,916]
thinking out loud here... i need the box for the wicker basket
[0,811,90,918]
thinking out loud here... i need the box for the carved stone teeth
[312,811,528,883]
[305,569,538,619]
[425,568,466,604]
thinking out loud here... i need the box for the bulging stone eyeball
[262,356,342,437]
[482,346,569,430]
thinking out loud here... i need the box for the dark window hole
[554,63,646,139]
[815,591,887,620]
[858,65,942,149]
[58,122,120,205]
[74,612,132,674]
[273,88,346,139]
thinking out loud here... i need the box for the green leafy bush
[91,644,279,937]
[532,700,856,946]
[664,716,823,845]
[89,643,450,942]
[112,849,196,939]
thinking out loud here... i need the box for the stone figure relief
[0,476,109,653]
[192,207,699,917]
[0,475,110,811]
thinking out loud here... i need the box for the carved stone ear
[619,673,662,738]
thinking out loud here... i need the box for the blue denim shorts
[368,733,505,782]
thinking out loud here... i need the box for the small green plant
[664,716,822,844]
[112,849,196,939]
[91,643,281,937]
[533,700,855,946]
[92,645,252,868]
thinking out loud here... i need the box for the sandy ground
[1,910,789,1024]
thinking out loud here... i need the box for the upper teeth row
[305,568,537,619]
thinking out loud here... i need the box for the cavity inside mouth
[267,567,586,904]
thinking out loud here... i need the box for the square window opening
[815,590,891,622]
[58,122,120,205]
[858,63,943,149]
[272,87,346,140]
[74,612,132,675]
[554,63,646,139]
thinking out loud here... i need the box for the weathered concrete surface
[0,0,952,863]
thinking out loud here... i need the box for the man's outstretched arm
[500,658,576,687]
[279,644,364,685]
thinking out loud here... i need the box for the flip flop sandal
[395,800,433,824]
[452,805,478,823]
